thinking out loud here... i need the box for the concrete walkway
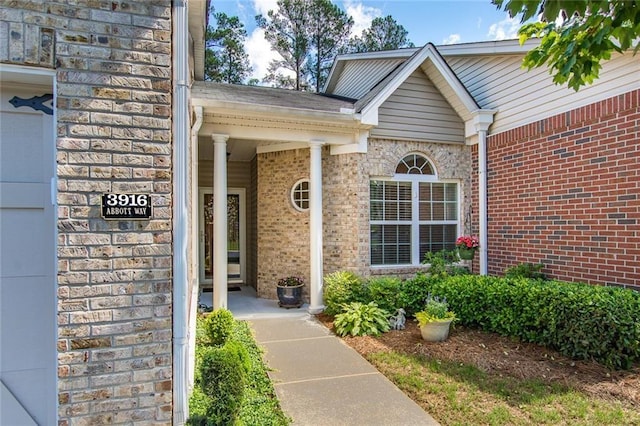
[224,287,439,426]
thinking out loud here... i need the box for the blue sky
[210,0,522,81]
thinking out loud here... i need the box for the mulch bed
[316,314,639,408]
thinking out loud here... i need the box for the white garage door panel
[1,208,49,277]
[0,110,46,182]
[0,382,37,426]
[0,80,56,426]
[0,182,48,208]
[1,276,55,369]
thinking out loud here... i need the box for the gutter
[173,0,189,424]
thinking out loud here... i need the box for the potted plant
[276,276,305,308]
[415,295,456,341]
[455,235,479,260]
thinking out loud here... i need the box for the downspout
[472,110,496,276]
[173,0,189,424]
[187,106,203,392]
[478,129,488,275]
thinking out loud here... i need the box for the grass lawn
[369,351,638,426]
[318,315,639,426]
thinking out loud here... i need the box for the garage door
[0,81,56,425]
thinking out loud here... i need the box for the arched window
[370,154,458,266]
[395,154,434,175]
[291,179,310,211]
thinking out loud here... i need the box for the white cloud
[252,0,279,16]
[442,34,461,45]
[245,28,278,83]
[343,0,381,37]
[487,14,520,40]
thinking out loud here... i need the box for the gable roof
[338,43,481,126]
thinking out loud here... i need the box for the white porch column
[212,134,229,309]
[472,110,495,276]
[308,141,325,314]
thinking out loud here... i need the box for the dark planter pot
[457,246,476,260]
[276,284,304,309]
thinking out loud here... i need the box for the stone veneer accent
[1,1,174,424]
[257,139,472,297]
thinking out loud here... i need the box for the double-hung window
[370,154,459,266]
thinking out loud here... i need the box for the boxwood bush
[323,271,366,315]
[427,275,640,369]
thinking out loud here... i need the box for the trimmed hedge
[427,275,640,369]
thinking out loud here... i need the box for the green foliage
[257,0,353,91]
[205,11,252,83]
[504,262,546,280]
[397,273,434,317]
[493,0,639,91]
[198,342,248,425]
[415,295,456,327]
[189,315,290,425]
[204,308,235,347]
[363,276,402,314]
[427,275,640,369]
[323,270,366,315]
[334,302,391,337]
[423,250,471,278]
[344,15,415,53]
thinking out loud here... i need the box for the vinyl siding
[371,70,464,143]
[446,52,640,134]
[332,58,405,100]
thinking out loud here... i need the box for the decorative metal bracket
[9,94,53,115]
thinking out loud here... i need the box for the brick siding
[472,90,639,289]
[1,1,174,424]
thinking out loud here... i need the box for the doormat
[201,287,242,292]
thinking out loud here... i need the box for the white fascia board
[192,97,358,124]
[437,38,540,56]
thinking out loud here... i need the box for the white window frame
[370,173,461,268]
[291,178,310,212]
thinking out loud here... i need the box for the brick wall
[473,90,639,288]
[257,149,311,299]
[256,140,473,296]
[1,1,174,424]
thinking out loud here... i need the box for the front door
[199,188,246,286]
[0,82,57,425]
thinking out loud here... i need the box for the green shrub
[396,273,433,316]
[504,263,546,280]
[364,276,402,314]
[323,271,366,315]
[427,275,640,369]
[199,340,250,425]
[334,302,390,337]
[204,308,235,346]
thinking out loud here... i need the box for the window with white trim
[370,154,458,266]
[291,179,310,211]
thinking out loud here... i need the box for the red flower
[455,235,479,249]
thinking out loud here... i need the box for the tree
[256,0,310,90]
[305,0,353,92]
[205,12,252,84]
[345,15,415,53]
[257,0,354,91]
[493,0,640,91]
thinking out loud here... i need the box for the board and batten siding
[446,52,640,135]
[370,70,465,143]
[332,58,405,100]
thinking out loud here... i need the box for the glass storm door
[199,188,245,284]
